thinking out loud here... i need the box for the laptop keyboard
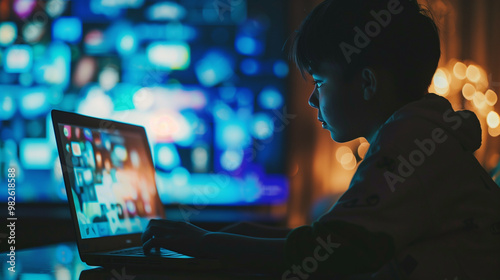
[108,246,190,258]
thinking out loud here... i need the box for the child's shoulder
[371,93,481,155]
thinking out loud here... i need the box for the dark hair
[290,0,441,102]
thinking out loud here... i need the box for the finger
[142,224,171,243]
[143,236,174,255]
[141,221,184,243]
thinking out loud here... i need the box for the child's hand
[219,221,291,238]
[141,219,210,257]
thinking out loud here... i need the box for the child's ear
[362,68,377,101]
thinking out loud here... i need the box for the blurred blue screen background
[0,0,289,205]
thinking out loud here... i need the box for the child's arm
[141,219,288,273]
[201,232,287,272]
[218,221,291,238]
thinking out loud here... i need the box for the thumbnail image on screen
[59,124,162,239]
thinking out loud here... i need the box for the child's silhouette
[142,0,500,278]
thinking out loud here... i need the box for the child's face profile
[308,65,373,143]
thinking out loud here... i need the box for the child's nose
[308,88,319,109]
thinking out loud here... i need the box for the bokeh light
[453,62,467,80]
[358,142,370,159]
[432,68,450,96]
[0,0,289,207]
[340,152,357,170]
[487,111,500,129]
[462,83,476,100]
[473,91,486,109]
[485,89,498,106]
[0,22,17,46]
[335,146,352,162]
[466,65,481,83]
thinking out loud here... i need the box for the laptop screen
[57,123,163,239]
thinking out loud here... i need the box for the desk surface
[0,242,276,280]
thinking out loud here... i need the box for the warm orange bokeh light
[358,142,370,159]
[462,83,476,100]
[485,90,498,106]
[489,125,500,137]
[473,91,486,109]
[335,146,352,162]
[487,111,500,129]
[433,68,450,96]
[340,153,357,170]
[453,62,467,80]
[466,65,481,83]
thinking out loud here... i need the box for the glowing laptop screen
[58,123,163,239]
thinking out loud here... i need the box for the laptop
[51,109,220,269]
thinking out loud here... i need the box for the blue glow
[20,139,54,169]
[156,172,288,205]
[26,120,43,137]
[146,2,186,21]
[220,149,244,171]
[55,244,74,264]
[147,42,190,70]
[216,120,251,149]
[46,114,56,146]
[191,145,209,172]
[0,22,17,46]
[33,42,71,89]
[0,92,16,120]
[155,144,181,171]
[170,166,190,186]
[273,60,289,78]
[258,87,284,110]
[235,36,263,56]
[195,51,233,87]
[19,72,34,87]
[116,31,137,56]
[0,0,289,206]
[165,23,197,41]
[15,273,53,280]
[20,88,50,119]
[240,58,259,75]
[88,0,144,17]
[214,102,233,121]
[175,111,198,147]
[251,113,274,140]
[53,17,82,43]
[219,87,237,102]
[4,45,33,73]
[237,88,254,106]
[134,23,197,42]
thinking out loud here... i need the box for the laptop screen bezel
[51,109,166,254]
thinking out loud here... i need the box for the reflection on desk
[0,242,276,280]
[0,243,97,280]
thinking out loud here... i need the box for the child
[142,0,500,278]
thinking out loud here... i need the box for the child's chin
[329,131,355,143]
